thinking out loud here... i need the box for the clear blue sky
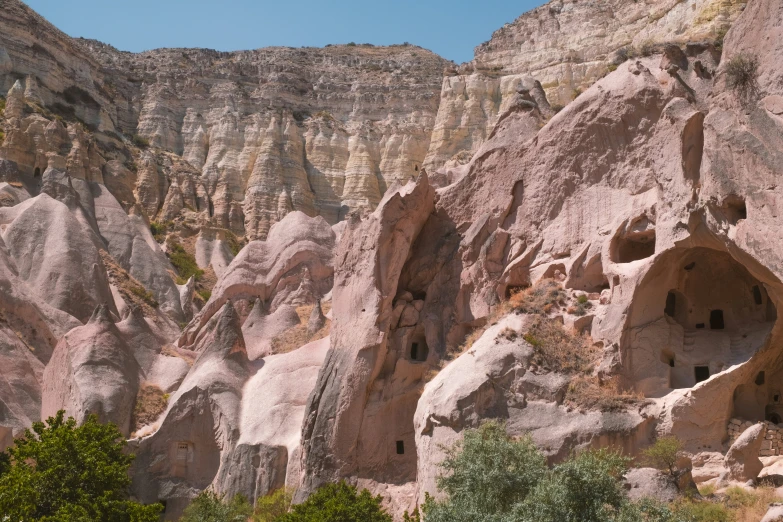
[24,0,546,64]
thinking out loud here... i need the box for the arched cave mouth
[610,215,656,263]
[625,247,777,398]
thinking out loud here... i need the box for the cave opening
[710,310,724,330]
[753,285,763,305]
[768,413,782,425]
[694,366,710,383]
[612,230,656,263]
[34,167,41,178]
[756,371,766,386]
[410,340,428,363]
[396,441,405,455]
[626,247,777,397]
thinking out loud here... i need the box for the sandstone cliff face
[2,0,783,520]
[423,0,746,172]
[0,0,449,241]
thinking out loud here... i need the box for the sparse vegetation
[131,133,150,148]
[641,436,684,478]
[225,230,244,256]
[269,303,331,354]
[179,490,253,522]
[99,250,159,312]
[197,289,212,302]
[129,284,159,308]
[638,39,659,57]
[523,317,597,373]
[509,279,566,315]
[131,384,168,433]
[253,487,294,522]
[149,220,172,242]
[276,481,391,522]
[166,238,204,284]
[725,53,760,101]
[566,375,644,411]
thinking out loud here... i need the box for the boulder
[725,423,766,481]
[624,468,680,503]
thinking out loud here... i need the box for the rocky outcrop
[179,211,335,348]
[725,423,765,481]
[41,305,140,435]
[423,0,744,172]
[131,302,250,519]
[297,173,435,499]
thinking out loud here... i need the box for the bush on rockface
[420,421,662,522]
[0,410,162,521]
[253,487,294,521]
[276,481,391,522]
[179,491,253,522]
[167,238,204,284]
[725,53,759,100]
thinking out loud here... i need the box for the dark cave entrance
[710,310,725,330]
[694,366,710,384]
[410,340,429,363]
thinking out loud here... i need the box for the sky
[24,0,546,64]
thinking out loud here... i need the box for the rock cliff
[2,0,783,520]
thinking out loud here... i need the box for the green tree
[517,449,633,522]
[0,410,161,522]
[277,482,391,522]
[422,421,547,522]
[641,436,684,478]
[253,487,293,521]
[179,491,253,522]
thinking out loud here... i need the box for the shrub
[518,449,633,522]
[523,317,598,373]
[641,436,684,478]
[167,239,204,284]
[669,498,731,521]
[422,421,547,522]
[277,481,391,522]
[0,95,5,115]
[225,231,244,256]
[509,279,566,315]
[131,133,150,148]
[197,289,212,302]
[0,410,162,520]
[253,487,293,521]
[422,422,654,522]
[130,284,159,308]
[179,491,253,522]
[149,221,170,242]
[725,53,759,100]
[0,128,4,146]
[566,375,644,412]
[346,42,357,47]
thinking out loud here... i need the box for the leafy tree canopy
[0,410,161,522]
[276,481,391,522]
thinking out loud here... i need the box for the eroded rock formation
[2,0,783,519]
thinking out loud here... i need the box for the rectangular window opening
[396,440,404,455]
[694,366,710,383]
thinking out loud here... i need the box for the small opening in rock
[396,440,404,454]
[723,196,747,224]
[669,357,675,368]
[612,230,656,263]
[410,340,428,362]
[414,165,419,172]
[775,394,780,403]
[768,413,782,424]
[756,372,766,385]
[695,323,705,329]
[34,167,41,178]
[158,499,168,513]
[694,366,710,383]
[208,200,214,217]
[684,262,696,271]
[710,309,725,330]
[665,291,676,317]
[753,285,763,305]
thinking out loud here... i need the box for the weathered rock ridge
[1,0,783,520]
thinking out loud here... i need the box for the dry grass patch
[99,250,158,313]
[508,279,566,315]
[523,317,597,374]
[566,375,645,412]
[269,303,331,354]
[131,383,168,434]
[723,485,782,522]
